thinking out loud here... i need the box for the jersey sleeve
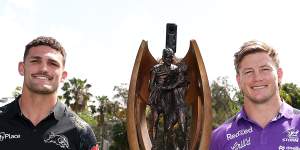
[209,127,225,150]
[79,124,99,150]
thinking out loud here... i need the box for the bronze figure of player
[148,48,189,150]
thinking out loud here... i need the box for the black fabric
[0,96,97,150]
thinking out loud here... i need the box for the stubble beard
[25,81,58,95]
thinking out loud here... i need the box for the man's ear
[61,71,68,82]
[18,62,25,76]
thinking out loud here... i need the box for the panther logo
[44,132,70,149]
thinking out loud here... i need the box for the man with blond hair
[210,40,300,150]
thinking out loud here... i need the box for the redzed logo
[91,144,99,150]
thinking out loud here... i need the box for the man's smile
[32,74,53,80]
[251,85,268,90]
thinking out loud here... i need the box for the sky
[1,0,300,99]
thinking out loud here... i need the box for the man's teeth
[252,86,266,89]
[35,76,49,80]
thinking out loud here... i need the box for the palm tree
[94,95,110,149]
[113,83,128,106]
[92,95,128,149]
[60,77,93,113]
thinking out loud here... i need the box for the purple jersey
[210,102,300,150]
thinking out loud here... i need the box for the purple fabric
[210,102,300,150]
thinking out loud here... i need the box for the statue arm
[149,68,156,92]
[162,69,185,90]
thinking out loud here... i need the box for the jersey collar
[5,95,66,121]
[235,100,295,125]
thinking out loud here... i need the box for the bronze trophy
[127,24,212,150]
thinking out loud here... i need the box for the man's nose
[39,62,48,71]
[253,71,263,81]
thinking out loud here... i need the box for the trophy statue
[127,23,212,150]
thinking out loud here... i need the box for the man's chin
[30,87,57,94]
[37,90,55,94]
[248,97,270,104]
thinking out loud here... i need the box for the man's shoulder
[0,105,8,117]
[282,102,300,119]
[212,114,238,138]
[292,107,300,115]
[62,107,96,136]
[63,108,92,131]
[210,115,238,150]
[0,100,16,117]
[63,108,97,149]
[288,107,300,124]
[0,103,8,114]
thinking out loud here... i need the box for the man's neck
[19,91,57,126]
[244,96,282,128]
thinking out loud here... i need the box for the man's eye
[262,68,271,71]
[50,62,59,67]
[30,60,38,63]
[244,71,253,75]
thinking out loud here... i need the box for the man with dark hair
[210,40,300,150]
[0,36,99,150]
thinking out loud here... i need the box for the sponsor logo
[44,132,70,149]
[230,137,251,150]
[279,145,285,150]
[0,132,21,141]
[278,145,300,150]
[227,126,253,140]
[282,128,299,143]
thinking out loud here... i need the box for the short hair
[24,36,66,66]
[234,40,279,74]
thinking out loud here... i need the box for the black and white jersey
[0,96,99,150]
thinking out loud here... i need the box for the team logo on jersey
[44,132,70,149]
[0,132,21,141]
[282,128,299,143]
